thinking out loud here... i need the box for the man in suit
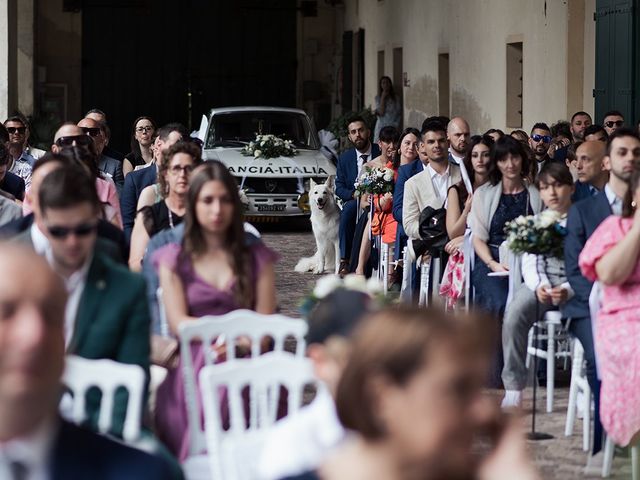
[77,117,124,196]
[528,122,562,174]
[120,123,187,242]
[564,127,640,468]
[570,111,592,143]
[335,116,380,275]
[0,243,178,479]
[571,141,608,203]
[35,166,150,438]
[403,121,462,241]
[85,108,126,161]
[0,143,25,201]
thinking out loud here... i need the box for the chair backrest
[588,281,602,379]
[178,310,308,456]
[199,352,316,480]
[157,287,170,337]
[462,229,474,310]
[60,355,145,443]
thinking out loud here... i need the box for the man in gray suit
[403,121,462,241]
[77,117,124,196]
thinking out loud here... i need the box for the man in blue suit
[0,244,179,479]
[335,116,380,275]
[564,128,640,466]
[120,123,187,242]
[571,140,608,203]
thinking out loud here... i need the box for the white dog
[295,176,341,274]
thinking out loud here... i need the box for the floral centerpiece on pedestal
[241,134,298,159]
[354,166,395,196]
[504,210,567,259]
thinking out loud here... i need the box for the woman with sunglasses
[123,116,157,177]
[129,142,202,271]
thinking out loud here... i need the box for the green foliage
[327,107,376,153]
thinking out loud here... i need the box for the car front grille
[240,177,303,194]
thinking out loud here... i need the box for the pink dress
[579,215,640,446]
[152,241,278,460]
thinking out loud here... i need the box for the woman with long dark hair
[153,161,277,459]
[123,116,156,176]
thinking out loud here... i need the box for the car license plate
[257,205,286,212]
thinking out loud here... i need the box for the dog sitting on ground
[295,177,340,275]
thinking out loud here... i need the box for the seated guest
[602,109,625,136]
[565,142,579,182]
[403,121,462,242]
[153,162,278,460]
[485,128,505,142]
[579,167,640,449]
[445,134,492,253]
[447,116,471,168]
[564,128,640,466]
[285,307,539,480]
[0,143,25,201]
[584,124,609,144]
[4,115,35,188]
[34,166,150,438]
[510,130,529,145]
[78,117,124,196]
[335,116,380,276]
[572,140,608,202]
[528,122,556,173]
[129,142,202,271]
[0,244,178,479]
[501,163,574,407]
[470,136,542,386]
[124,116,157,175]
[121,123,187,242]
[258,288,373,480]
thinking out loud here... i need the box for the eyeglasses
[46,222,98,239]
[55,135,94,147]
[81,127,102,137]
[531,134,552,143]
[605,120,624,128]
[135,126,154,133]
[169,164,194,175]
[6,127,26,134]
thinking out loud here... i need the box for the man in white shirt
[258,289,372,480]
[0,244,177,479]
[403,121,462,241]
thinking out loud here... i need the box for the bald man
[78,118,124,195]
[447,116,471,190]
[572,141,608,202]
[0,244,176,478]
[51,123,94,153]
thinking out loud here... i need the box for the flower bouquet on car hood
[504,210,567,258]
[354,166,395,196]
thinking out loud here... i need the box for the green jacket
[68,250,151,438]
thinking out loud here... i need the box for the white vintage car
[201,106,336,219]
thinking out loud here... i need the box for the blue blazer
[120,166,158,242]
[51,420,179,479]
[571,181,596,203]
[392,159,424,224]
[335,143,381,201]
[0,171,25,201]
[562,191,612,319]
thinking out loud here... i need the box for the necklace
[168,206,175,229]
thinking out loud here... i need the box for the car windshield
[205,111,319,149]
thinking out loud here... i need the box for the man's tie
[360,154,368,163]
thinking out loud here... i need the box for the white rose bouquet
[354,166,395,196]
[241,134,298,159]
[504,210,567,258]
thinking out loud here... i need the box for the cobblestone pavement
[261,225,632,479]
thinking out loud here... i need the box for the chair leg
[565,357,578,436]
[602,436,615,478]
[582,391,591,452]
[632,445,640,480]
[546,322,556,413]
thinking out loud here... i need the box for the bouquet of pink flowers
[354,166,395,196]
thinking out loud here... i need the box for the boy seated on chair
[257,288,374,480]
[501,163,574,408]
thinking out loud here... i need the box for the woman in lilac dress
[153,161,277,460]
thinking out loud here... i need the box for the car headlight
[297,192,310,213]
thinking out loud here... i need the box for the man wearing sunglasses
[3,116,34,189]
[30,166,150,439]
[77,118,124,196]
[85,108,125,162]
[528,122,558,174]
[602,110,625,136]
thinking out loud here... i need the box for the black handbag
[415,206,448,256]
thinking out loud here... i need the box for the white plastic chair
[178,310,308,458]
[462,229,475,311]
[399,246,413,303]
[418,255,441,307]
[61,355,145,443]
[564,338,592,452]
[199,352,316,480]
[157,287,170,338]
[378,240,390,294]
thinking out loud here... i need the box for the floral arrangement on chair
[241,134,298,159]
[354,166,395,196]
[504,210,567,258]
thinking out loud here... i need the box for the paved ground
[260,225,632,479]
